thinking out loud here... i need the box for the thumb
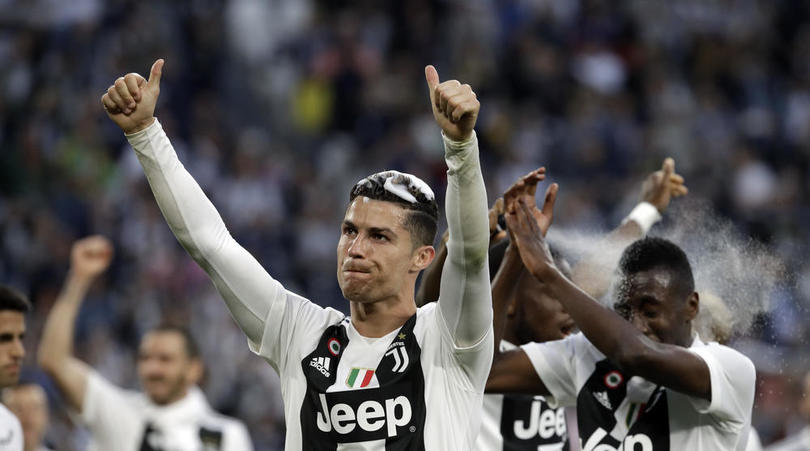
[662,157,674,177]
[425,65,439,105]
[147,59,165,89]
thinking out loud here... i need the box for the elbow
[37,349,58,375]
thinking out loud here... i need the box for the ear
[187,358,204,385]
[411,245,436,272]
[685,291,699,322]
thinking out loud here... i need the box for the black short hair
[0,285,31,313]
[618,237,695,298]
[149,324,200,359]
[349,171,439,247]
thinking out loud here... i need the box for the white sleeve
[81,371,139,436]
[521,334,585,408]
[688,343,756,424]
[224,420,254,451]
[436,131,492,351]
[126,119,304,364]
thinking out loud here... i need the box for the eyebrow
[343,221,396,236]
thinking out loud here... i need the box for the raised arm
[424,66,491,348]
[38,236,113,412]
[572,158,688,298]
[101,60,282,346]
[506,186,712,401]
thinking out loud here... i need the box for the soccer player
[100,59,492,449]
[38,236,253,451]
[2,384,51,451]
[487,171,756,450]
[0,285,29,451]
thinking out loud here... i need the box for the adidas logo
[310,357,331,377]
[593,391,611,410]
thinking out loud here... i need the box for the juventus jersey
[522,333,755,451]
[0,403,23,451]
[250,298,492,450]
[475,341,569,451]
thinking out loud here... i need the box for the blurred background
[1,0,810,449]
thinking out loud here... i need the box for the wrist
[622,202,662,235]
[124,117,156,135]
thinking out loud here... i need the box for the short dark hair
[149,325,200,359]
[618,237,695,298]
[0,285,31,313]
[349,171,439,247]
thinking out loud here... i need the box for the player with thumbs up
[102,60,492,450]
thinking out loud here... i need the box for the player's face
[510,271,575,343]
[0,311,25,388]
[3,385,48,446]
[614,268,697,347]
[337,197,426,304]
[137,331,200,405]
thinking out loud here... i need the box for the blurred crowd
[2,0,810,448]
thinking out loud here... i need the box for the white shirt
[522,333,756,451]
[475,341,568,451]
[126,120,493,450]
[80,371,253,451]
[0,404,22,451]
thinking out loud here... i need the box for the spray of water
[547,198,785,340]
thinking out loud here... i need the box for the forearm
[38,273,89,368]
[38,272,92,410]
[543,267,650,371]
[491,244,522,355]
[438,131,492,347]
[127,120,278,343]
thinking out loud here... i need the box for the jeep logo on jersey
[316,393,413,438]
[512,398,566,440]
[582,428,653,451]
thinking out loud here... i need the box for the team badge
[346,368,375,388]
[327,338,341,356]
[604,370,623,389]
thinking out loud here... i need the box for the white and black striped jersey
[522,333,755,451]
[126,120,493,450]
[475,341,568,451]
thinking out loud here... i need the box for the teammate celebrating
[0,285,30,451]
[38,236,252,451]
[487,172,756,450]
[2,384,52,451]
[101,60,492,449]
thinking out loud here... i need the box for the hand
[505,198,557,281]
[425,65,479,141]
[101,59,164,134]
[70,236,114,281]
[503,167,558,237]
[488,197,506,243]
[641,157,688,213]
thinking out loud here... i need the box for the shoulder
[0,404,22,441]
[690,341,755,380]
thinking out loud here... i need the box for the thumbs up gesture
[425,65,480,142]
[101,59,165,134]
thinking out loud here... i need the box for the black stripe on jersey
[299,314,426,450]
[576,359,670,450]
[500,395,569,450]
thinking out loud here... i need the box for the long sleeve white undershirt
[127,119,491,350]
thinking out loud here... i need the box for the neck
[350,295,417,338]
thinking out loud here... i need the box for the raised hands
[641,157,688,213]
[70,235,114,281]
[101,59,164,134]
[503,168,559,279]
[425,65,479,141]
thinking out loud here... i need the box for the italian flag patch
[347,368,375,388]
